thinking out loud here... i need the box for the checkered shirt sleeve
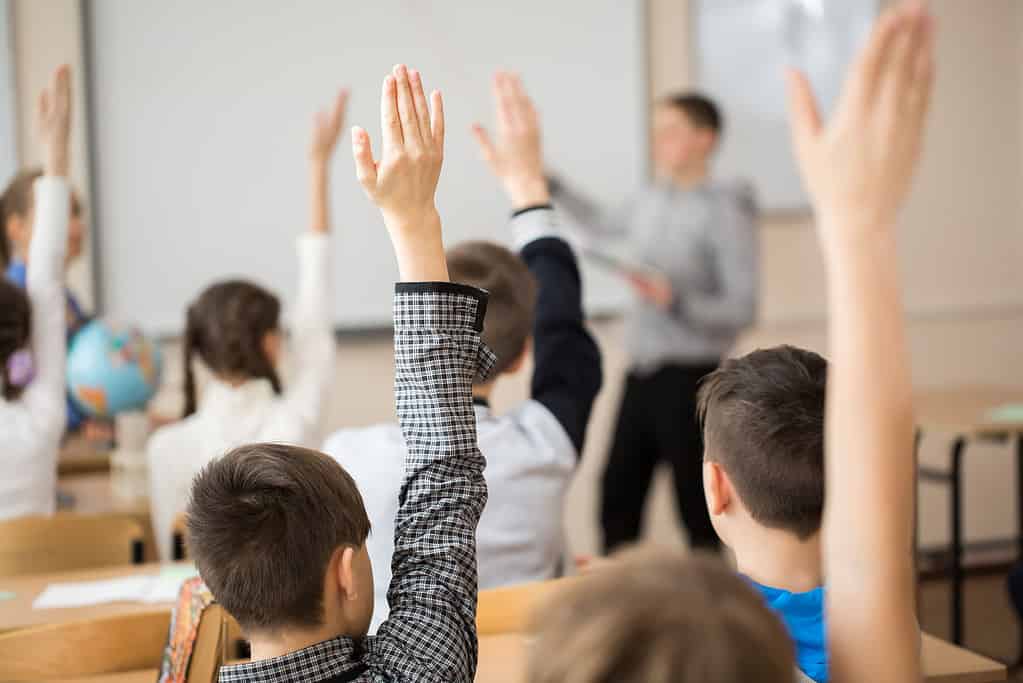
[364,282,496,683]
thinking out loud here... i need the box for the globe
[66,320,163,418]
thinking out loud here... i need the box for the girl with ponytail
[0,65,75,520]
[146,88,345,560]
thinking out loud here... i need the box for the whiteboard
[86,0,645,334]
[696,0,876,212]
[0,0,17,181]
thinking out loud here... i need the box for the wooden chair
[171,512,189,560]
[477,577,577,635]
[0,610,169,681]
[0,513,145,577]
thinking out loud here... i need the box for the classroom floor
[919,571,1022,676]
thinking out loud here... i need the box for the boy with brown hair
[188,63,495,682]
[325,71,601,631]
[530,2,934,682]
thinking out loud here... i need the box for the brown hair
[0,169,43,268]
[1,167,83,268]
[698,345,827,540]
[529,547,794,683]
[0,280,31,401]
[182,280,282,417]
[447,241,537,376]
[660,92,723,135]
[186,443,371,632]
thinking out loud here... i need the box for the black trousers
[600,363,720,552]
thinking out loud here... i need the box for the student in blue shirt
[2,168,90,431]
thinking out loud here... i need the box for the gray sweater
[551,177,759,373]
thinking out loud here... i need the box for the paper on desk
[987,404,1023,423]
[32,564,199,609]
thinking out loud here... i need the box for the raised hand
[786,1,934,249]
[352,64,447,282]
[310,89,349,164]
[36,65,71,178]
[472,72,549,209]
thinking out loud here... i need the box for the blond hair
[529,547,794,683]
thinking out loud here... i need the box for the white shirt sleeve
[282,233,335,431]
[21,176,70,439]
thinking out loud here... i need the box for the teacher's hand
[627,272,673,310]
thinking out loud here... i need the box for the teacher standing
[550,93,758,552]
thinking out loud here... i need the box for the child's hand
[36,65,72,178]
[352,65,447,282]
[627,272,673,310]
[472,72,549,209]
[786,1,934,252]
[310,89,349,165]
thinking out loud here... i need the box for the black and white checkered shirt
[219,282,495,683]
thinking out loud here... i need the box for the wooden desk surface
[24,633,1006,683]
[915,386,1023,436]
[0,563,183,633]
[58,437,111,477]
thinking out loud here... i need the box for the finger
[879,7,923,113]
[408,69,433,144]
[351,126,378,191]
[430,90,445,153]
[511,73,539,128]
[380,74,402,153]
[785,68,822,169]
[38,90,50,120]
[906,13,936,128]
[471,123,496,163]
[393,64,422,150]
[494,72,516,131]
[331,89,349,130]
[498,71,524,130]
[843,6,905,109]
[313,110,327,135]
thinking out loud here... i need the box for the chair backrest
[477,577,577,635]
[0,610,169,681]
[187,604,229,683]
[0,513,145,577]
[172,512,189,560]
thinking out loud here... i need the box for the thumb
[471,123,497,165]
[351,126,377,193]
[785,68,822,171]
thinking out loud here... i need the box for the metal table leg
[950,436,966,645]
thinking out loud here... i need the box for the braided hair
[0,280,32,401]
[182,280,282,417]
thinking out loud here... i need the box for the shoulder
[322,423,405,465]
[146,416,199,462]
[492,400,576,463]
[708,178,757,214]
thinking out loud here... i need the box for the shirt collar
[218,635,366,683]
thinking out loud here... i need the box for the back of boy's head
[182,280,282,417]
[186,443,371,633]
[447,241,537,375]
[698,345,827,540]
[0,280,31,401]
[529,547,794,683]
[661,92,723,136]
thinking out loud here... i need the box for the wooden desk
[58,436,111,477]
[914,386,1023,646]
[922,633,1007,682]
[0,563,185,633]
[38,670,158,683]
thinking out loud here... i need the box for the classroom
[0,0,1019,682]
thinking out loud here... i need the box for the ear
[261,329,282,367]
[335,546,359,602]
[703,460,731,517]
[502,338,532,375]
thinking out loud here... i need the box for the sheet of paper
[988,404,1023,423]
[32,575,155,609]
[32,564,199,609]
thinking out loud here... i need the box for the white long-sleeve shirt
[146,233,335,560]
[0,177,70,520]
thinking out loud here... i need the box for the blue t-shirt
[5,259,88,430]
[753,581,828,682]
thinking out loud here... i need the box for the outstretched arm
[23,66,72,438]
[787,3,934,682]
[473,72,602,454]
[354,64,491,683]
[283,90,348,430]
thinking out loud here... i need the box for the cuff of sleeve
[511,206,560,252]
[297,232,329,262]
[394,282,490,333]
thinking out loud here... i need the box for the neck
[668,163,709,190]
[249,624,344,662]
[733,528,822,593]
